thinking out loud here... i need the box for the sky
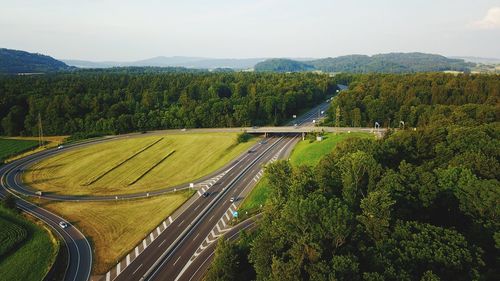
[1,0,499,61]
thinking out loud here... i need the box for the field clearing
[38,190,194,274]
[240,132,372,216]
[0,138,39,162]
[3,136,68,162]
[25,133,257,196]
[0,205,58,281]
[0,219,28,256]
[290,132,373,167]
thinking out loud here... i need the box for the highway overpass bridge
[244,126,387,139]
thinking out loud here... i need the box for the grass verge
[3,136,68,163]
[239,132,373,217]
[0,205,59,281]
[25,133,257,196]
[35,190,194,274]
[0,138,39,163]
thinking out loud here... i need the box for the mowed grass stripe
[128,150,176,186]
[0,205,58,281]
[82,137,164,186]
[0,219,28,257]
[0,138,39,160]
[26,133,257,196]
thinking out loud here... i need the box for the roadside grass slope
[25,133,256,196]
[2,136,67,163]
[0,138,39,162]
[240,132,373,216]
[38,190,194,274]
[0,205,58,281]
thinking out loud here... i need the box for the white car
[57,145,64,149]
[230,197,235,203]
[59,221,68,229]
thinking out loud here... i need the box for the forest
[326,73,499,128]
[254,53,474,73]
[0,72,337,136]
[206,73,500,281]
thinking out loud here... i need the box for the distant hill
[254,58,315,72]
[63,56,266,69]
[451,56,500,64]
[0,48,71,74]
[256,53,474,73]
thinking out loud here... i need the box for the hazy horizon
[1,0,500,61]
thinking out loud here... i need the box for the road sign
[232,211,239,218]
[189,183,194,188]
[293,115,297,119]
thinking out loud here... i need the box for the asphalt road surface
[0,164,93,281]
[0,84,380,281]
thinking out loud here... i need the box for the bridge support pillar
[264,132,267,138]
[302,132,305,141]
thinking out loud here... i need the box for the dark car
[202,192,210,198]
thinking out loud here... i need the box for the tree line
[326,73,499,128]
[206,73,499,281]
[0,72,337,136]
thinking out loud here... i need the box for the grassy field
[0,138,39,162]
[25,133,256,196]
[3,136,67,163]
[38,190,194,274]
[0,205,58,281]
[0,219,28,256]
[239,132,373,216]
[290,132,373,167]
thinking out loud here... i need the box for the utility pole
[38,113,44,148]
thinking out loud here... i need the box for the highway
[119,98,332,281]
[0,163,93,281]
[0,84,380,281]
[108,136,298,281]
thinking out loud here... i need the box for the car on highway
[57,145,64,149]
[202,191,210,198]
[247,149,255,153]
[230,197,235,203]
[59,221,69,229]
[35,191,43,196]
[259,140,267,144]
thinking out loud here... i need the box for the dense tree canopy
[0,72,337,136]
[207,73,499,281]
[326,73,499,128]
